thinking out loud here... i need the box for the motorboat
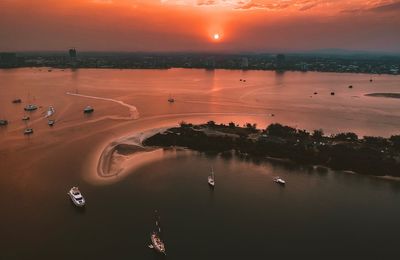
[45,106,55,118]
[12,98,22,104]
[48,119,55,126]
[150,232,166,255]
[273,176,286,185]
[83,106,94,113]
[67,187,85,207]
[24,104,38,111]
[0,119,8,126]
[22,115,30,121]
[168,97,175,103]
[208,167,215,187]
[24,128,33,135]
[149,210,166,255]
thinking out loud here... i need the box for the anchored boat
[83,106,94,113]
[45,106,55,118]
[273,176,286,185]
[67,187,86,207]
[68,187,85,207]
[149,210,166,255]
[24,128,33,135]
[208,167,215,188]
[24,104,38,111]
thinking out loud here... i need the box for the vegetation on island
[144,121,400,177]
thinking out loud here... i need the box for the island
[365,93,400,99]
[144,121,400,178]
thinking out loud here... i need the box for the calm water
[0,68,400,259]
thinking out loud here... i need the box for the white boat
[208,167,215,187]
[149,211,166,255]
[24,104,38,111]
[67,187,86,207]
[45,106,55,118]
[83,106,94,113]
[24,128,33,135]
[48,119,55,126]
[273,176,286,185]
[150,232,166,255]
[22,115,30,121]
[0,119,8,126]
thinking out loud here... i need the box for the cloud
[159,0,400,13]
[367,1,400,12]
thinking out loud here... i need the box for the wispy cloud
[367,1,400,12]
[159,0,400,12]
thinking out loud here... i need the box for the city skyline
[1,0,400,52]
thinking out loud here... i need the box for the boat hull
[150,233,166,255]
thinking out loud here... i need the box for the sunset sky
[0,0,399,52]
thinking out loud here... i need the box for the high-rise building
[276,54,286,70]
[241,57,249,69]
[69,48,77,59]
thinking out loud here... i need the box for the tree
[390,135,400,151]
[334,132,358,142]
[312,129,324,140]
[207,121,216,127]
[266,123,296,137]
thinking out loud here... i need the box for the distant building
[205,57,216,69]
[241,57,249,69]
[276,54,286,70]
[69,48,77,59]
[0,52,17,67]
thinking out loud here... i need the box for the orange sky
[0,0,399,52]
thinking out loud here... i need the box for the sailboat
[208,167,215,187]
[149,210,166,255]
[167,94,175,103]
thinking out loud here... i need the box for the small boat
[67,187,85,207]
[208,167,215,187]
[48,119,55,126]
[0,119,8,126]
[168,97,175,103]
[273,176,286,185]
[24,128,33,135]
[12,98,22,104]
[348,85,353,89]
[149,210,166,255]
[24,104,38,111]
[330,92,335,96]
[45,106,55,118]
[22,115,30,121]
[83,106,94,113]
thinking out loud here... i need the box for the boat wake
[66,92,140,119]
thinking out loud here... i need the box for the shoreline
[365,93,400,99]
[1,66,399,76]
[143,122,400,179]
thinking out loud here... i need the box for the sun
[213,33,220,41]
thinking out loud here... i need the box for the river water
[0,68,399,259]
